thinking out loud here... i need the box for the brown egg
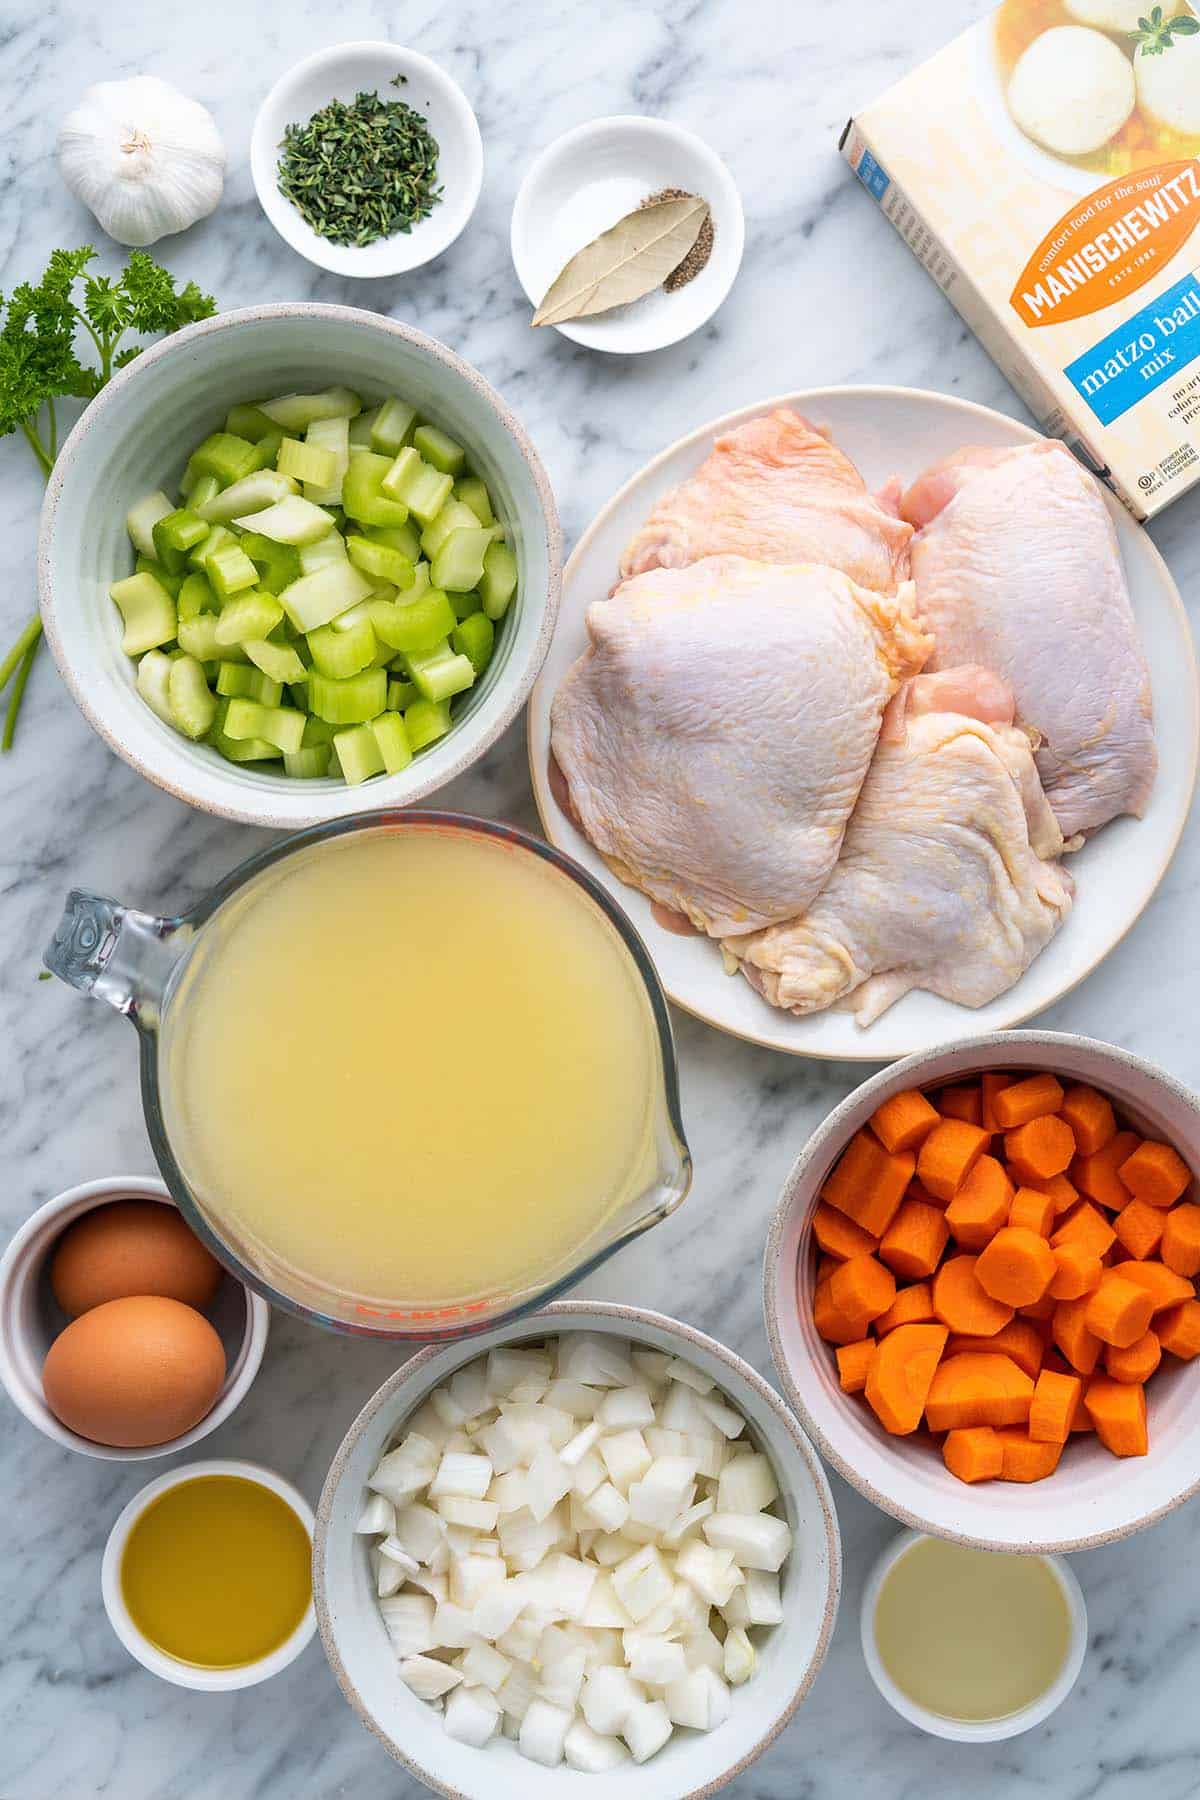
[50,1200,222,1318]
[42,1296,226,1447]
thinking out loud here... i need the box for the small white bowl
[511,116,744,354]
[0,1175,269,1461]
[859,1530,1087,1741]
[101,1458,316,1690]
[314,1301,841,1800]
[251,43,483,277]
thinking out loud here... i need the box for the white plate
[528,386,1199,1062]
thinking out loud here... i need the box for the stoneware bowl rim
[37,302,562,829]
[313,1298,842,1800]
[763,1028,1200,1553]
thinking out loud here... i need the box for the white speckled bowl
[314,1302,841,1800]
[39,304,560,828]
[765,1031,1200,1553]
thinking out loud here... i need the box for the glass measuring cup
[44,811,692,1340]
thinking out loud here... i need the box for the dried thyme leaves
[277,89,443,248]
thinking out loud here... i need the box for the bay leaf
[532,195,709,327]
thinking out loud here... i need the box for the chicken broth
[159,828,660,1314]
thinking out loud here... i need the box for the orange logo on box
[1011,161,1200,329]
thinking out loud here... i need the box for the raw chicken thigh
[619,409,913,593]
[901,440,1156,839]
[550,557,930,938]
[725,668,1073,1022]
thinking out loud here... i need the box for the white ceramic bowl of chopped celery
[313,1302,841,1799]
[38,303,560,828]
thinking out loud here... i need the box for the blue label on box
[855,150,890,202]
[1064,270,1200,425]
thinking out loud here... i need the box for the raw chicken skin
[725,668,1073,1023]
[901,440,1156,839]
[550,557,931,938]
[619,410,913,593]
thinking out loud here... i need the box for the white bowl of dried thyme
[251,43,483,278]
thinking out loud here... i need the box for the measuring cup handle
[43,888,185,1028]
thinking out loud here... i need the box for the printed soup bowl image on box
[841,1,1200,519]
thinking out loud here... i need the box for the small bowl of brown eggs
[0,1174,269,1460]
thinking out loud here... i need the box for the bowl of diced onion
[39,303,560,828]
[313,1302,841,1798]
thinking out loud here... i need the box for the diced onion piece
[460,1642,512,1692]
[717,1452,779,1515]
[665,1666,730,1731]
[497,1661,538,1721]
[558,1333,637,1388]
[581,1572,634,1629]
[496,1613,542,1666]
[697,1393,747,1439]
[478,1416,522,1476]
[443,1683,501,1747]
[744,1568,783,1626]
[662,1497,715,1549]
[432,1600,479,1650]
[581,1665,646,1735]
[430,1452,493,1500]
[499,1402,573,1458]
[626,1632,688,1687]
[436,1496,499,1531]
[544,1378,600,1419]
[611,1545,673,1624]
[542,1552,597,1621]
[627,1456,698,1533]
[665,1356,716,1395]
[675,1540,743,1608]
[599,1430,652,1493]
[622,1697,673,1764]
[702,1512,792,1573]
[377,1535,420,1574]
[724,1625,757,1686]
[450,1553,505,1610]
[472,1577,527,1643]
[378,1593,435,1657]
[355,1493,395,1535]
[560,1420,602,1467]
[722,1585,751,1629]
[486,1347,553,1398]
[583,1481,630,1533]
[537,1644,587,1711]
[391,1501,444,1563]
[563,1719,630,1772]
[374,1550,404,1597]
[597,1386,656,1431]
[431,1387,469,1429]
[498,1507,563,1573]
[518,1697,572,1767]
[631,1348,674,1386]
[525,1445,573,1522]
[645,1426,688,1458]
[682,1623,726,1674]
[488,1470,528,1515]
[400,1654,464,1700]
[570,1448,607,1499]
[448,1359,491,1421]
[368,1436,438,1506]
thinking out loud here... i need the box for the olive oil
[121,1476,311,1668]
[873,1537,1072,1721]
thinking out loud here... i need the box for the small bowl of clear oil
[861,1530,1087,1741]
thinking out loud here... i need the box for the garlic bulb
[58,76,225,248]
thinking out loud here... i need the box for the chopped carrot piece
[869,1089,940,1155]
[828,1254,896,1335]
[1083,1271,1156,1348]
[1052,1296,1103,1375]
[945,1155,1014,1249]
[875,1280,935,1336]
[939,1084,983,1126]
[1051,1201,1116,1260]
[1005,1115,1076,1185]
[1114,1260,1194,1311]
[812,1278,863,1346]
[812,1204,879,1263]
[1048,1239,1103,1301]
[1071,1377,1098,1431]
[981,1073,1013,1134]
[1157,1298,1200,1359]
[1018,1292,1058,1321]
[1105,1330,1160,1384]
[946,1319,1044,1381]
[916,1118,992,1204]
[1028,1367,1084,1444]
[821,1131,914,1237]
[943,1426,1002,1483]
[1059,1085,1116,1157]
[995,1427,1063,1481]
[924,1352,1034,1432]
[991,1074,1065,1131]
[1119,1140,1192,1209]
[835,1338,876,1394]
[1112,1197,1164,1261]
[1084,1377,1148,1457]
[815,1254,839,1286]
[1009,1187,1055,1237]
[976,1226,1056,1308]
[1029,1171,1081,1215]
[1073,1130,1140,1212]
[879,1198,949,1282]
[932,1254,1015,1335]
[1162,1203,1200,1278]
[906,1180,943,1208]
[863,1322,948,1435]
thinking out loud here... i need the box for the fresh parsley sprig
[1135,5,1200,53]
[0,246,215,747]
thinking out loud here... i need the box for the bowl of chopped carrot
[763,1031,1200,1552]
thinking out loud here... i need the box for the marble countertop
[3,1,1200,1795]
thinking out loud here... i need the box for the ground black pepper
[640,186,715,291]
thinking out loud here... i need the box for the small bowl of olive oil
[101,1459,315,1690]
[861,1530,1087,1741]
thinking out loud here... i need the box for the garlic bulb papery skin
[58,76,226,248]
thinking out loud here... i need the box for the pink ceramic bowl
[764,1031,1200,1552]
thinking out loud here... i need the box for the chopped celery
[135,554,183,600]
[405,696,452,750]
[371,589,457,654]
[297,532,348,575]
[345,535,414,588]
[332,723,386,785]
[279,561,374,632]
[307,667,387,725]
[109,572,177,655]
[419,499,482,560]
[451,610,495,676]
[196,469,296,523]
[399,640,476,703]
[177,613,222,661]
[248,428,286,473]
[303,416,350,505]
[432,526,493,594]
[258,387,362,433]
[371,397,417,455]
[307,618,376,679]
[225,403,277,442]
[234,494,335,546]
[412,424,466,475]
[152,508,212,574]
[126,491,175,559]
[371,710,412,774]
[177,572,218,620]
[206,542,261,600]
[135,649,175,725]
[243,637,307,685]
[188,432,259,486]
[168,655,219,740]
[365,520,421,562]
[223,698,305,754]
[386,677,417,710]
[331,600,375,633]
[348,405,379,449]
[449,587,480,621]
[454,474,494,526]
[189,523,236,571]
[240,531,301,593]
[301,714,335,747]
[214,589,283,646]
[407,561,432,600]
[342,450,411,528]
[216,662,283,705]
[277,437,337,487]
[479,542,518,620]
[208,700,281,763]
[380,447,453,522]
[182,470,221,511]
[283,742,332,778]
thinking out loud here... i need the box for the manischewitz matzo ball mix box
[840,1,1200,519]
